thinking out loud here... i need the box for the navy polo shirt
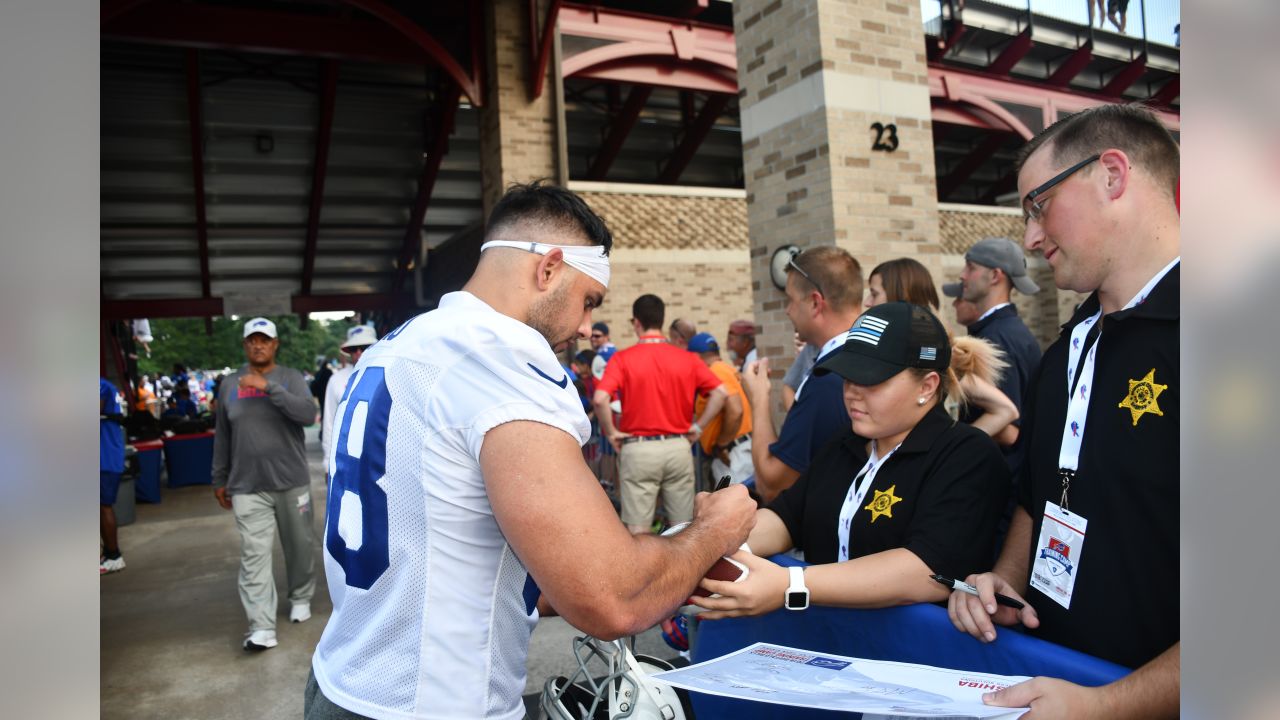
[769,370,849,475]
[960,303,1041,474]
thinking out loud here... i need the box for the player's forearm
[1096,644,1179,719]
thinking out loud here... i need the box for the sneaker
[243,629,278,651]
[100,556,126,575]
[289,603,311,623]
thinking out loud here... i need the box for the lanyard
[1056,257,1179,509]
[837,441,900,561]
[795,332,847,402]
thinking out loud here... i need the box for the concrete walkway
[101,426,674,719]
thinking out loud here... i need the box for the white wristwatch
[784,566,809,611]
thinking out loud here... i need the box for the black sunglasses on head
[786,250,825,297]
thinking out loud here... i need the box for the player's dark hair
[486,179,614,254]
[1017,104,1179,201]
[632,294,665,331]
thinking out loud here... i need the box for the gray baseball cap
[963,237,1040,295]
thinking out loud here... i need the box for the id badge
[1029,502,1088,609]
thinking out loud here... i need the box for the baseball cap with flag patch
[814,302,950,386]
[243,317,278,339]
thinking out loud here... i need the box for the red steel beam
[338,0,480,106]
[938,133,1009,200]
[184,50,212,308]
[587,84,653,180]
[658,93,731,184]
[102,294,410,319]
[104,3,445,67]
[1150,76,1179,107]
[393,83,463,294]
[102,297,225,320]
[1101,53,1146,97]
[1046,41,1093,87]
[292,293,411,314]
[529,0,564,99]
[302,60,340,296]
[988,28,1033,76]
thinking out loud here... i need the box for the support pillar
[733,0,943,420]
[479,0,560,219]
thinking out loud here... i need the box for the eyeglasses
[590,333,604,339]
[787,251,825,297]
[1023,154,1100,223]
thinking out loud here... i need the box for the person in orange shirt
[133,378,159,417]
[687,332,754,485]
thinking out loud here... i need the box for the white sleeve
[451,351,591,462]
[322,372,342,462]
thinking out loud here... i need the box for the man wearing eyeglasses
[741,246,865,503]
[946,104,1180,718]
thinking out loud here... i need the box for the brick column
[479,0,559,219]
[733,0,942,421]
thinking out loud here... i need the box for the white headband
[479,240,611,288]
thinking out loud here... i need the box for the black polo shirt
[960,303,1042,476]
[769,404,1010,579]
[1018,264,1179,669]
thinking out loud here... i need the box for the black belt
[725,434,751,450]
[622,433,686,444]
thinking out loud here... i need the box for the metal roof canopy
[100,0,485,323]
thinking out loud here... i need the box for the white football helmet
[541,636,692,720]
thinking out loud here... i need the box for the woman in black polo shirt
[692,302,1009,617]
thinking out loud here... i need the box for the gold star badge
[864,485,903,523]
[1118,368,1168,426]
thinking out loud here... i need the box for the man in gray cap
[943,237,1042,470]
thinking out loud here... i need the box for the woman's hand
[688,551,789,619]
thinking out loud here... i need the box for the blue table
[689,556,1130,719]
[163,432,215,487]
[133,439,164,502]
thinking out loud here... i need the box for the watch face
[786,591,809,609]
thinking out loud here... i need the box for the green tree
[137,316,353,377]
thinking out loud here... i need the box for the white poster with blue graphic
[650,642,1030,718]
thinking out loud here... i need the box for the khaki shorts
[618,437,696,528]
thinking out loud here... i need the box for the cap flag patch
[848,315,888,346]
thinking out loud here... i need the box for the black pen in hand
[931,574,1025,609]
[713,475,732,492]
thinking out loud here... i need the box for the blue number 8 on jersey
[326,366,392,589]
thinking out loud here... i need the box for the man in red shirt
[593,294,729,534]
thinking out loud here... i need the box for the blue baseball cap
[686,332,719,354]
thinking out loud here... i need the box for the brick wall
[576,187,1085,354]
[479,0,558,218]
[576,188,754,351]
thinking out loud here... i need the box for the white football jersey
[312,291,590,720]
